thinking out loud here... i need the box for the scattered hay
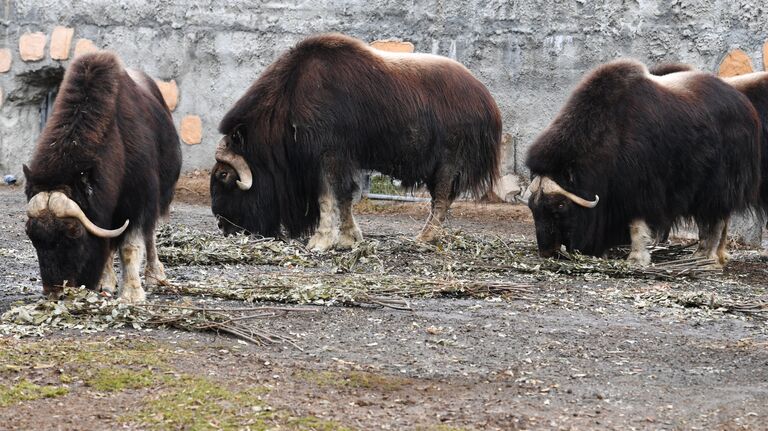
[157,273,534,309]
[156,225,313,267]
[0,287,314,346]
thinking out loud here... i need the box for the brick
[0,48,11,73]
[50,26,75,60]
[370,39,415,53]
[764,41,768,71]
[718,49,754,77]
[180,115,202,145]
[19,32,46,62]
[73,38,98,57]
[155,79,179,111]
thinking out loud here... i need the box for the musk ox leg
[337,197,363,250]
[307,184,339,252]
[695,219,728,267]
[417,172,453,242]
[98,249,118,295]
[144,233,168,287]
[627,219,652,267]
[716,220,730,266]
[118,230,147,303]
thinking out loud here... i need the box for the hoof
[337,228,363,250]
[119,285,146,304]
[627,251,651,267]
[145,263,168,287]
[307,232,336,252]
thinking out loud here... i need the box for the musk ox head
[24,166,128,297]
[209,136,281,237]
[525,176,599,258]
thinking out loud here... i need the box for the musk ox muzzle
[27,191,129,238]
[215,137,253,191]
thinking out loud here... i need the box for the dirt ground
[1,181,767,431]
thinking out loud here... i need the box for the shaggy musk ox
[210,33,502,250]
[525,59,760,267]
[23,52,181,303]
[652,63,768,213]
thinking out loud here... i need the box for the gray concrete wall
[1,0,767,181]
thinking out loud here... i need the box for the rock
[717,49,754,77]
[492,174,523,203]
[19,32,46,62]
[73,38,98,57]
[154,79,179,111]
[3,174,16,185]
[370,40,415,53]
[50,26,75,60]
[180,115,202,145]
[0,48,11,73]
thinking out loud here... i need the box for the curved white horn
[215,137,253,191]
[540,177,599,208]
[27,192,52,217]
[47,191,129,238]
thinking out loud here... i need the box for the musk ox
[525,59,760,267]
[23,52,181,303]
[652,64,768,214]
[210,33,502,251]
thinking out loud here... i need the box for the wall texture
[1,0,767,181]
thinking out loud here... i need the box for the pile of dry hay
[3,225,764,344]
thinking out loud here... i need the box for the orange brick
[50,26,75,60]
[180,115,202,145]
[370,39,415,53]
[155,79,179,111]
[718,49,754,77]
[0,48,11,73]
[764,41,767,71]
[19,32,46,62]
[73,38,98,57]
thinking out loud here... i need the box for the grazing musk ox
[652,63,768,214]
[23,52,181,303]
[525,59,760,266]
[210,33,502,250]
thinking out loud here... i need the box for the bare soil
[1,185,767,430]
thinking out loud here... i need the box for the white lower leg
[337,200,362,249]
[627,219,652,266]
[307,187,339,252]
[716,221,729,266]
[144,234,167,287]
[98,250,117,294]
[119,230,146,303]
[417,201,449,242]
[695,220,726,264]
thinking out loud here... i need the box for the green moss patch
[299,370,411,393]
[0,379,69,407]
[127,376,271,431]
[85,368,157,392]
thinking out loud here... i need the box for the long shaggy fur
[213,33,502,237]
[24,52,181,291]
[722,72,768,213]
[526,59,761,256]
[651,65,768,213]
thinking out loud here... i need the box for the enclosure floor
[1,187,766,430]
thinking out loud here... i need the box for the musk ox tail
[44,52,121,149]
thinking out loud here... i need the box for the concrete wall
[1,0,767,181]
